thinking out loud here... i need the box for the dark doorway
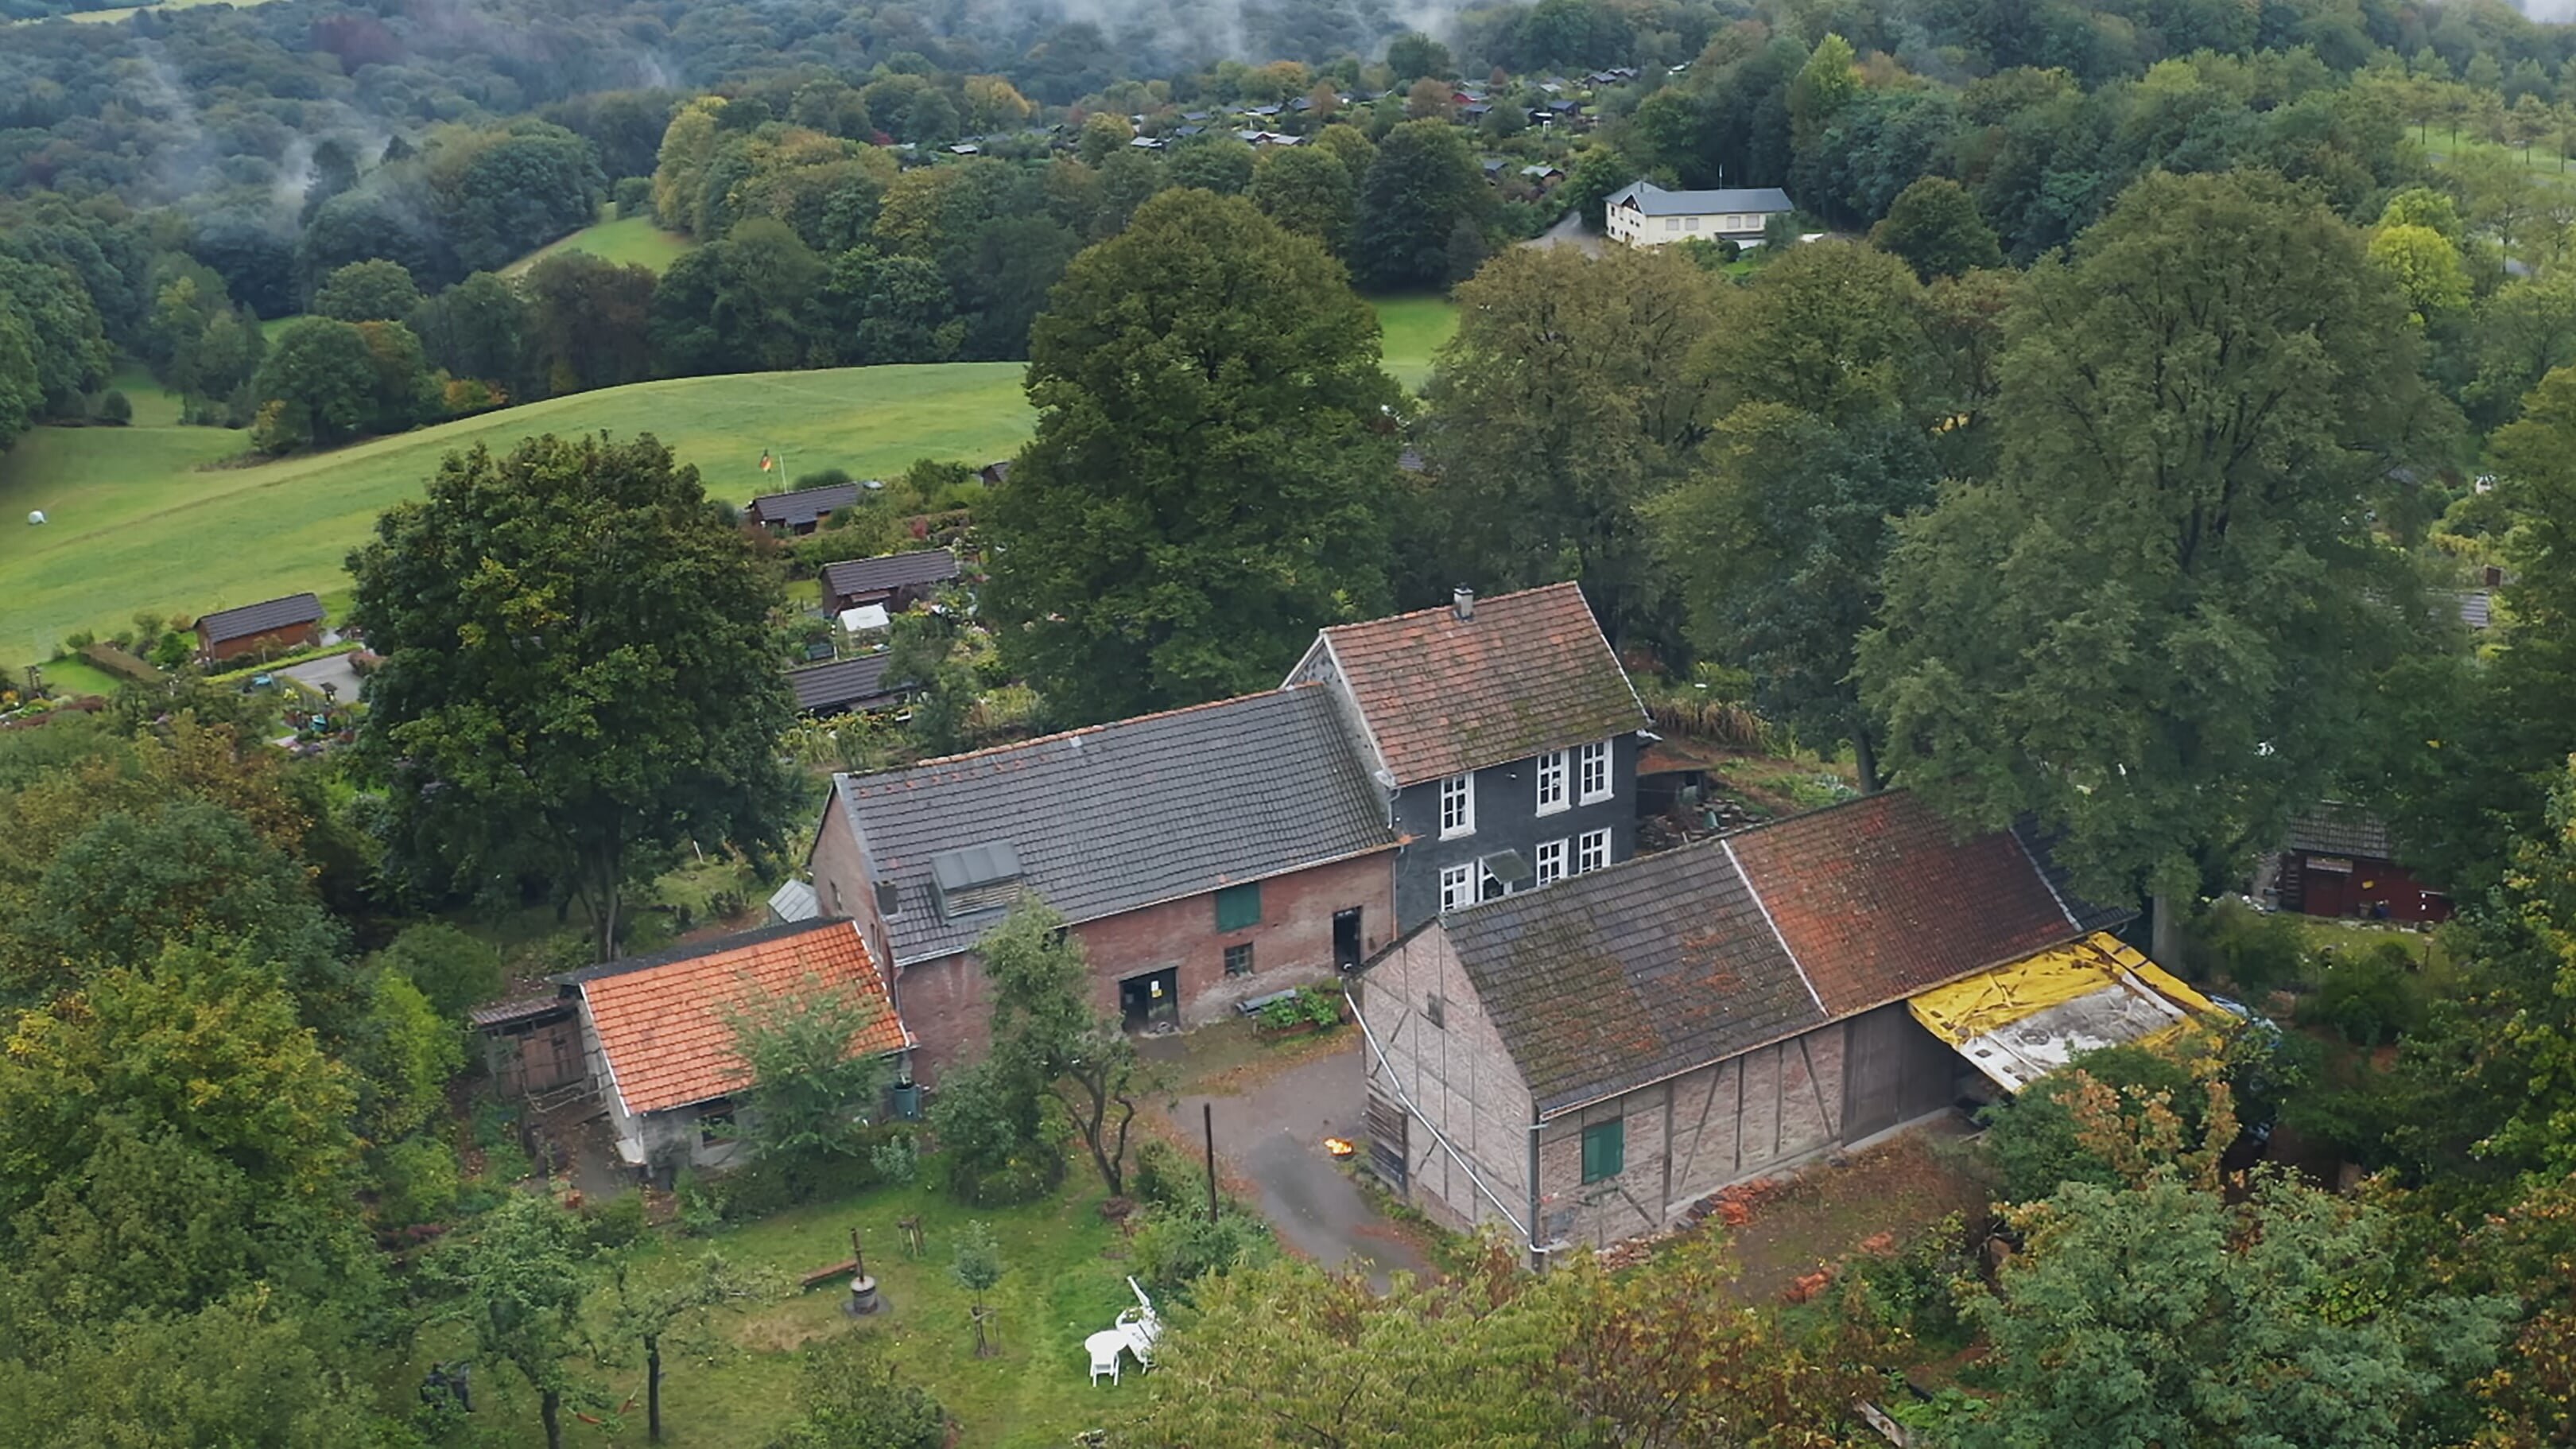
[1333,907,1364,970]
[1119,967,1179,1031]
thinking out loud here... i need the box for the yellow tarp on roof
[1909,932,2217,1094]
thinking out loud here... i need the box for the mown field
[0,366,1030,662]
[2,294,1458,670]
[506,213,698,276]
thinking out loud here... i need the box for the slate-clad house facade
[811,686,1399,1080]
[1287,584,1651,932]
[1360,791,2136,1260]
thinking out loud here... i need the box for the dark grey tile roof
[823,549,960,600]
[836,685,1396,965]
[787,655,898,714]
[748,482,860,528]
[2287,802,2393,860]
[1439,838,1828,1118]
[2012,816,2135,935]
[196,592,324,645]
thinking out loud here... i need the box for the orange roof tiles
[578,919,907,1115]
[1726,792,2079,1017]
[1314,582,1645,786]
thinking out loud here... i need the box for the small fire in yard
[1323,1136,1356,1158]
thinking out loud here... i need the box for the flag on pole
[758,450,774,472]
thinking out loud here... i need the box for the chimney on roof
[1453,586,1476,623]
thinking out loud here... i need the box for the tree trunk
[1852,728,1883,794]
[646,1335,663,1442]
[2151,892,2185,970]
[541,1389,564,1449]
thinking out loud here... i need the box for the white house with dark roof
[1604,181,1795,248]
[809,686,1400,1079]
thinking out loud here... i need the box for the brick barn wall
[890,849,1395,1084]
[1357,929,1536,1243]
[200,620,320,662]
[805,792,898,991]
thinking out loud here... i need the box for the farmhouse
[746,480,861,534]
[562,918,911,1175]
[821,548,961,616]
[1603,181,1795,248]
[786,652,902,717]
[811,686,1399,1080]
[1357,790,2186,1261]
[2274,802,2453,923]
[194,592,324,663]
[1285,583,1650,931]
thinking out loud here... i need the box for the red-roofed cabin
[561,919,911,1178]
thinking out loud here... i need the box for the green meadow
[506,213,699,276]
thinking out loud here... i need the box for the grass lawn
[1371,293,1460,390]
[29,655,121,699]
[509,214,699,278]
[425,1178,1145,1448]
[14,0,280,23]
[0,364,1031,666]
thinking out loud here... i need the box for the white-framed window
[1576,827,1610,875]
[1664,216,1679,231]
[1685,215,1701,230]
[1534,838,1569,886]
[1438,772,1476,839]
[1438,864,1476,913]
[1577,740,1612,805]
[1535,750,1569,815]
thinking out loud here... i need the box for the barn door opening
[1333,907,1364,969]
[1364,1093,1409,1192]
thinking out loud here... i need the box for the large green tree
[350,433,798,959]
[1420,243,1724,647]
[1869,176,2005,280]
[978,899,1143,1198]
[984,188,1400,721]
[1857,170,2442,911]
[1352,119,1487,292]
[427,1194,589,1449]
[310,258,423,322]
[1954,1174,2512,1449]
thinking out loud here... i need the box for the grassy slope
[1372,293,1461,390]
[0,365,1029,661]
[2,296,1453,666]
[506,214,697,277]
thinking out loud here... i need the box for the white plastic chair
[1118,1276,1162,1367]
[1085,1329,1127,1385]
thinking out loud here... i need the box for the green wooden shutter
[1214,881,1263,932]
[1581,1119,1624,1183]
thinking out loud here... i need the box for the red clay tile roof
[1725,792,2079,1017]
[1312,582,1645,786]
[576,919,907,1115]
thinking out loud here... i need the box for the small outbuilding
[747,481,862,534]
[786,653,902,717]
[2275,802,2453,923]
[821,548,961,616]
[195,592,324,664]
[565,918,911,1177]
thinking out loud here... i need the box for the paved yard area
[278,648,361,701]
[1166,1035,1432,1291]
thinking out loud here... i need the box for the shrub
[1131,1137,1200,1211]
[1979,1043,2199,1202]
[1131,1205,1274,1302]
[373,1137,462,1228]
[613,176,654,219]
[95,390,131,425]
[2186,898,2307,998]
[2306,942,2425,1047]
[380,923,506,1020]
[871,1132,921,1187]
[1849,1213,1975,1348]
[582,1188,649,1249]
